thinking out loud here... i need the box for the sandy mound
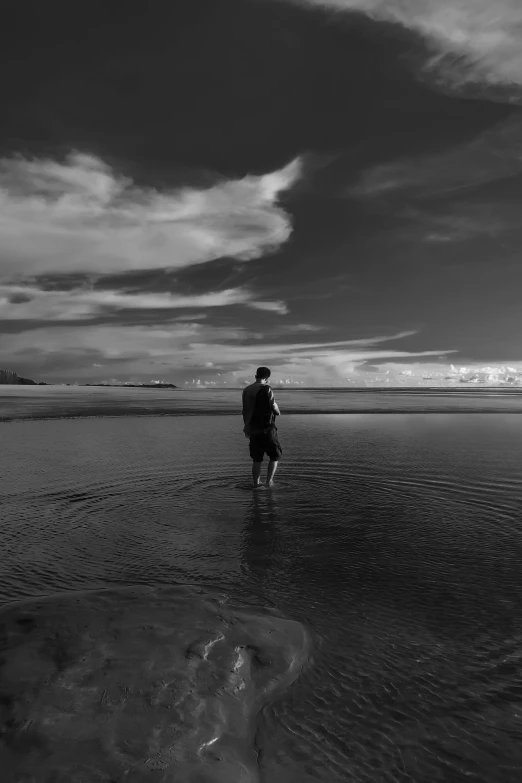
[0,584,312,782]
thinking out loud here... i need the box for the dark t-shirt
[242,382,278,435]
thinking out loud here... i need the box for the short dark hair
[255,366,271,380]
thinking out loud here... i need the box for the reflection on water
[241,489,279,589]
[2,414,522,781]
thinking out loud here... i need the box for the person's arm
[242,387,251,436]
[267,385,280,416]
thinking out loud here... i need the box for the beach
[2,399,522,781]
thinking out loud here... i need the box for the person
[242,367,282,489]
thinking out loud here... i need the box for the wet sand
[0,584,312,782]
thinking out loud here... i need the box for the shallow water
[2,384,522,421]
[2,414,522,781]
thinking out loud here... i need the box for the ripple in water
[2,414,522,781]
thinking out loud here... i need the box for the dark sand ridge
[0,584,313,782]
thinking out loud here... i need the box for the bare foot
[253,483,264,490]
[265,481,274,489]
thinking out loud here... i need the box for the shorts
[249,426,283,462]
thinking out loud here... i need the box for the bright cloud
[0,152,302,278]
[448,364,522,384]
[344,361,522,386]
[292,0,522,92]
[273,377,305,385]
[0,283,287,320]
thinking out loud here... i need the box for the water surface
[2,414,522,781]
[2,384,522,421]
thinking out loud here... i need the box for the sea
[1,385,522,782]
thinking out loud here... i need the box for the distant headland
[84,383,178,389]
[0,370,177,388]
[0,369,46,385]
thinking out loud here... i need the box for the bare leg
[252,461,263,488]
[266,460,278,488]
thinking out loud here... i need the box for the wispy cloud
[418,208,505,244]
[0,152,302,279]
[0,324,455,383]
[278,323,325,333]
[347,116,522,246]
[350,116,522,201]
[291,0,522,94]
[246,300,288,314]
[0,283,287,320]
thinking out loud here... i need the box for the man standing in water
[242,367,282,489]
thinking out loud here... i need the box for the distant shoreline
[83,383,178,389]
[2,384,522,393]
[2,385,522,423]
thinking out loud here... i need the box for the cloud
[246,300,288,314]
[420,210,504,243]
[339,360,522,386]
[281,323,324,332]
[274,377,305,385]
[347,116,522,246]
[227,359,522,388]
[3,327,418,358]
[1,324,457,383]
[448,364,522,384]
[350,116,522,201]
[392,203,508,246]
[292,0,522,93]
[0,152,302,279]
[0,283,287,321]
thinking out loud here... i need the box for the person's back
[242,381,277,434]
[242,367,281,489]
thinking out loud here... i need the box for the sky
[2,0,522,387]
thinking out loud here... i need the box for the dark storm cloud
[2,0,509,173]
